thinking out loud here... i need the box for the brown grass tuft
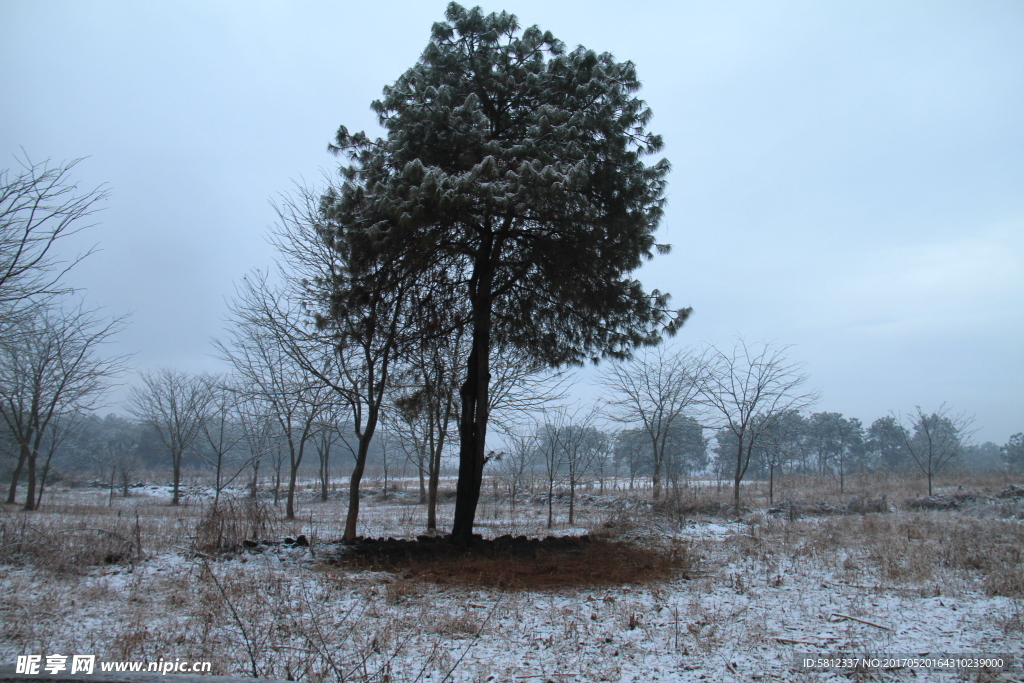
[194,497,277,554]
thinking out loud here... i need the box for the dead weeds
[322,534,695,590]
[754,511,1024,597]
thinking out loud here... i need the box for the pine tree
[325,3,689,544]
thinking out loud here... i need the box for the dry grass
[0,506,144,571]
[734,511,1024,597]
[2,473,1021,682]
[324,535,696,590]
[193,496,278,554]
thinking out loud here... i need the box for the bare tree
[896,404,974,495]
[599,345,703,500]
[235,391,274,498]
[313,405,343,502]
[699,339,817,511]
[535,405,603,528]
[221,263,401,532]
[96,419,140,506]
[389,391,435,505]
[128,368,212,506]
[237,182,423,540]
[590,433,614,494]
[613,428,646,491]
[197,375,252,505]
[0,302,127,510]
[757,409,807,505]
[37,410,89,506]
[495,429,537,512]
[0,155,105,319]
[554,418,605,525]
[112,440,141,500]
[215,302,329,520]
[537,420,564,530]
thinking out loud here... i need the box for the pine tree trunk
[451,237,494,546]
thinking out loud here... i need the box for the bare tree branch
[698,338,818,510]
[0,154,105,317]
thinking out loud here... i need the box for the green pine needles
[324,2,689,543]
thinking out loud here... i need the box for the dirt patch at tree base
[318,534,694,590]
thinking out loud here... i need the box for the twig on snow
[830,613,891,630]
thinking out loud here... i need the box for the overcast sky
[2,0,1021,443]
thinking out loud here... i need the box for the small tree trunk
[273,467,281,506]
[651,438,662,501]
[320,449,329,502]
[7,444,28,504]
[214,456,223,506]
[23,447,37,512]
[108,466,116,507]
[547,477,555,529]
[38,450,57,508]
[250,458,260,498]
[418,451,427,504]
[344,438,371,542]
[427,444,441,531]
[568,480,575,525]
[286,460,299,520]
[733,439,744,513]
[171,452,182,506]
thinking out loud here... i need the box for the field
[2,473,1023,682]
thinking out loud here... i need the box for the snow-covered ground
[2,482,1022,682]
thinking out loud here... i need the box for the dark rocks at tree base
[322,533,595,568]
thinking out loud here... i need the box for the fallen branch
[774,637,819,645]
[830,613,891,630]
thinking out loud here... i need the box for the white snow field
[2,476,1022,682]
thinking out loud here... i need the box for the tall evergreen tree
[326,3,688,543]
